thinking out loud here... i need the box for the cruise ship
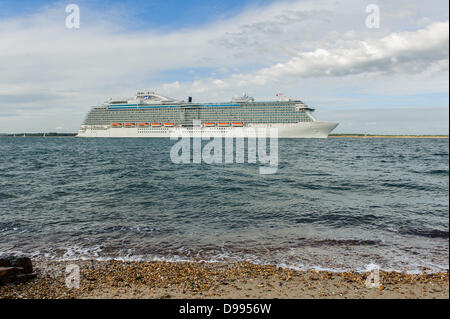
[77,91,338,138]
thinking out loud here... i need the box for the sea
[0,137,448,273]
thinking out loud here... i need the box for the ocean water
[0,137,448,273]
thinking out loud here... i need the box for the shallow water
[0,137,448,272]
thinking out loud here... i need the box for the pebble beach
[1,260,448,299]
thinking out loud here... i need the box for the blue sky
[0,0,448,134]
[0,0,273,28]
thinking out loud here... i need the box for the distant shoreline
[0,133,448,139]
[329,135,449,139]
[0,133,77,137]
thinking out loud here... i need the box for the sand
[0,260,448,299]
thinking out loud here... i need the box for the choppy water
[0,137,448,273]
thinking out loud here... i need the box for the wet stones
[0,256,35,284]
[0,267,17,284]
[9,256,33,274]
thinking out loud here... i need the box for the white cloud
[162,81,180,91]
[212,79,228,88]
[230,22,449,85]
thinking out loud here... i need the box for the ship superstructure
[77,91,338,138]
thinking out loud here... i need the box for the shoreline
[0,134,448,139]
[329,135,449,139]
[1,259,448,299]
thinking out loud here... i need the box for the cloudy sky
[0,0,448,134]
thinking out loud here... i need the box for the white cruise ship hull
[77,122,338,138]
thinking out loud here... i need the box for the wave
[427,169,449,175]
[295,238,382,247]
[0,193,17,199]
[2,246,447,274]
[381,182,432,191]
[398,228,449,239]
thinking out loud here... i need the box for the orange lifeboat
[151,123,162,127]
[204,122,216,127]
[137,122,149,127]
[218,122,230,127]
[124,122,135,127]
[164,123,175,127]
[232,122,244,127]
[110,123,122,127]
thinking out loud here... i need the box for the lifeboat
[204,122,216,127]
[164,123,175,127]
[232,122,244,127]
[124,123,135,127]
[137,122,149,127]
[151,123,162,127]
[110,123,122,127]
[218,122,230,127]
